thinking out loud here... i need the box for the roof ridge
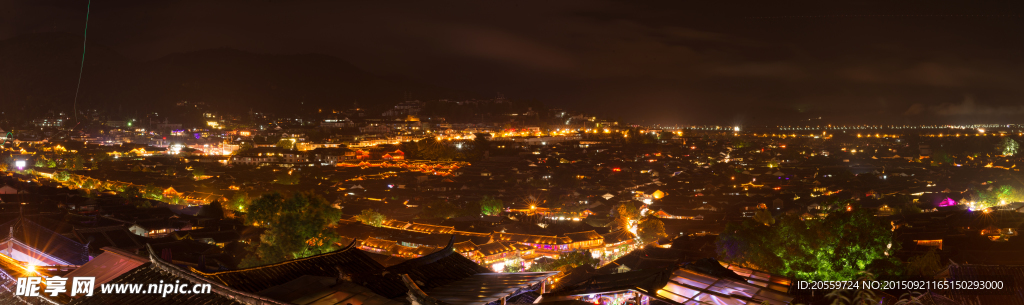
[192,238,362,276]
[11,216,88,248]
[389,235,456,268]
[99,246,150,263]
[143,244,291,305]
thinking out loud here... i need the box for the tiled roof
[192,240,398,295]
[63,247,149,286]
[383,236,490,297]
[477,241,515,256]
[601,230,636,244]
[492,232,571,245]
[406,223,455,234]
[74,225,144,253]
[564,230,603,242]
[361,237,398,250]
[453,240,479,253]
[552,266,794,305]
[0,216,89,265]
[70,245,288,305]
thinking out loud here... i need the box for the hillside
[0,33,468,121]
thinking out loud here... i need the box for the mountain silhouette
[0,32,468,121]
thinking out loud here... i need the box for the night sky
[3,0,1023,125]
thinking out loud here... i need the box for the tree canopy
[480,196,504,216]
[637,217,667,242]
[356,209,386,227]
[716,205,899,281]
[191,166,205,179]
[241,192,342,267]
[274,171,301,185]
[972,185,1024,208]
[199,200,225,220]
[528,250,600,273]
[613,203,640,231]
[1000,137,1019,156]
[276,139,295,150]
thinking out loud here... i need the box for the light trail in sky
[72,0,92,125]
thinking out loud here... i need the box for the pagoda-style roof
[601,230,636,245]
[197,236,491,300]
[192,240,399,295]
[382,236,490,297]
[71,245,287,305]
[476,241,516,257]
[564,230,603,242]
[492,232,571,245]
[452,240,479,254]
[0,215,89,265]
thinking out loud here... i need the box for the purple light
[938,197,956,207]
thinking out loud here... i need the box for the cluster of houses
[230,147,405,167]
[4,114,1024,304]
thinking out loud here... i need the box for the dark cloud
[908,97,1024,117]
[2,0,1023,124]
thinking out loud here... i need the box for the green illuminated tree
[931,149,953,165]
[1000,137,1019,156]
[732,136,749,149]
[529,250,599,273]
[230,192,250,212]
[241,192,342,267]
[423,199,473,219]
[274,171,301,185]
[356,209,386,227]
[480,196,504,216]
[974,185,1024,208]
[121,186,144,204]
[142,184,163,200]
[637,217,667,242]
[68,155,84,170]
[34,156,50,168]
[717,205,900,281]
[191,167,205,179]
[236,142,254,154]
[614,203,640,230]
[503,261,524,273]
[276,139,295,150]
[753,209,776,226]
[81,179,96,190]
[167,194,185,205]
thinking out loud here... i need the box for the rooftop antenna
[72,0,92,127]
